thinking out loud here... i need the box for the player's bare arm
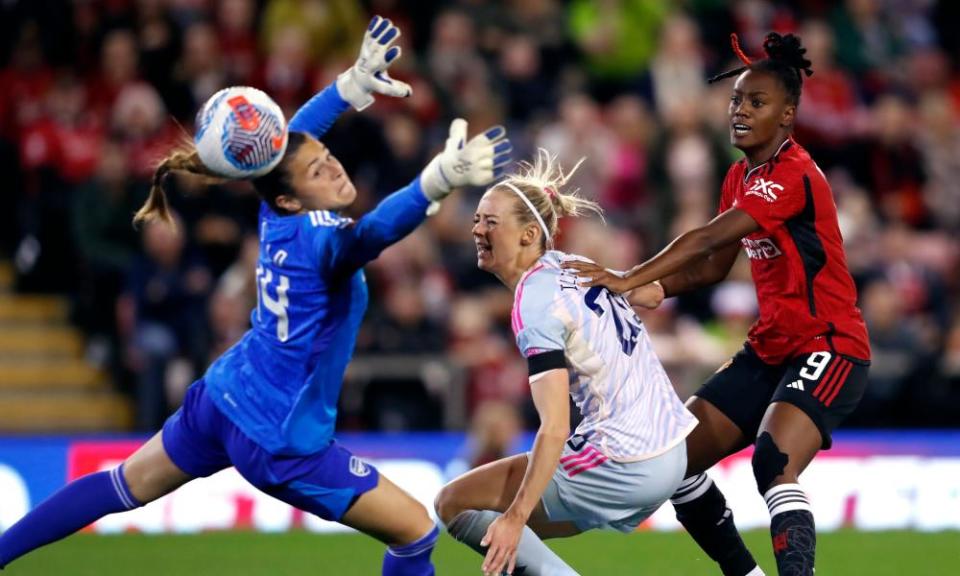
[564,208,759,294]
[481,369,569,576]
[658,241,742,299]
[625,281,666,309]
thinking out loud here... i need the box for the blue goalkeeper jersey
[203,83,431,455]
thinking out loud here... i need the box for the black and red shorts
[695,344,869,449]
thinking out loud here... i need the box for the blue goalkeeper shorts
[162,379,379,522]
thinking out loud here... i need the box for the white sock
[764,483,812,517]
[447,510,580,576]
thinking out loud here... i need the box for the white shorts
[540,437,686,533]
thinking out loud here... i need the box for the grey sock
[446,510,580,576]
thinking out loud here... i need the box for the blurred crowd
[2,0,959,434]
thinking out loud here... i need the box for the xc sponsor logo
[746,178,783,202]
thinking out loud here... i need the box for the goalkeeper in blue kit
[0,17,512,575]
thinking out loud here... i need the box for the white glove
[420,119,512,206]
[336,15,412,111]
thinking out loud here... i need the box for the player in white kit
[434,150,698,576]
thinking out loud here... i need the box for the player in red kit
[565,33,870,576]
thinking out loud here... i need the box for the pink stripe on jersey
[566,453,608,478]
[511,263,546,335]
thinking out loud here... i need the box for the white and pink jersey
[512,251,697,462]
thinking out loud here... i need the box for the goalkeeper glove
[420,119,512,209]
[336,15,412,111]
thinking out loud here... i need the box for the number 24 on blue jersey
[256,265,291,342]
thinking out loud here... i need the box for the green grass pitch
[7,530,957,575]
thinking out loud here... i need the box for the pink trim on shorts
[560,446,608,478]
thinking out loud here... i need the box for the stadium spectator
[830,0,902,97]
[854,278,928,426]
[256,24,313,116]
[792,20,865,169]
[464,400,523,469]
[135,0,183,110]
[567,0,668,100]
[207,232,258,361]
[535,93,614,203]
[72,139,148,363]
[447,294,528,414]
[427,9,488,114]
[118,216,211,430]
[216,0,260,86]
[647,13,707,119]
[917,91,960,231]
[166,21,227,120]
[363,279,447,354]
[259,0,365,64]
[598,95,655,226]
[497,33,555,124]
[110,82,181,180]
[89,29,141,117]
[857,93,928,226]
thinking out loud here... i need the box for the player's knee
[121,461,154,503]
[434,482,465,525]
[752,432,789,493]
[398,502,436,546]
[122,461,184,504]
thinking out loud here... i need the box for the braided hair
[708,32,814,105]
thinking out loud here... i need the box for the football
[194,86,288,179]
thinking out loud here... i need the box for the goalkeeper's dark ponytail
[708,32,814,105]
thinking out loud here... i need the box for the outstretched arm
[327,176,432,272]
[565,207,759,294]
[287,84,350,139]
[659,241,741,298]
[323,119,512,272]
[288,15,411,138]
[480,369,569,576]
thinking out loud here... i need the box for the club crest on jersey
[349,456,372,477]
[746,178,783,202]
[742,237,783,260]
[566,435,587,451]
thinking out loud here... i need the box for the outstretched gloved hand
[336,15,412,111]
[420,119,513,208]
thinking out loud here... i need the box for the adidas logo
[787,380,805,391]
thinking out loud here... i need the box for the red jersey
[719,137,871,364]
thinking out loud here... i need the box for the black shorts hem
[692,386,751,440]
[692,345,779,440]
[771,394,834,450]
[695,346,869,451]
